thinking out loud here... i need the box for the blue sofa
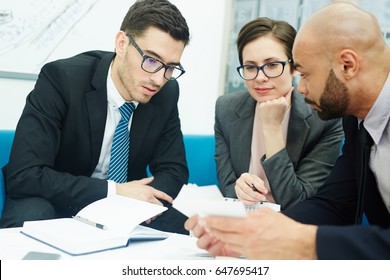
[0,130,14,218]
[182,135,218,186]
[0,131,370,225]
[0,131,218,218]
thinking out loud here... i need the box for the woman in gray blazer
[216,17,344,209]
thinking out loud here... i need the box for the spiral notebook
[223,197,280,212]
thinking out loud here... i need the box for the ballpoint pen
[251,183,259,192]
[251,183,267,204]
[72,215,109,230]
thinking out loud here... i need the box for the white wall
[0,0,231,134]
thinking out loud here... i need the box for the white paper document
[173,184,280,218]
[21,195,169,255]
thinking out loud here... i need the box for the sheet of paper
[21,218,126,255]
[77,195,167,235]
[173,184,246,218]
[20,196,169,255]
[173,184,280,218]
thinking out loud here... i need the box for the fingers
[184,215,199,231]
[185,215,207,239]
[137,176,154,185]
[186,216,230,257]
[197,235,222,255]
[259,87,292,111]
[150,188,173,204]
[201,216,243,234]
[252,176,268,194]
[136,177,173,203]
[144,214,159,224]
[186,215,241,258]
[116,180,172,206]
[235,173,267,204]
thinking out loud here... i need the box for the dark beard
[316,69,349,120]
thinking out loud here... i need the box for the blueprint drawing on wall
[0,0,132,79]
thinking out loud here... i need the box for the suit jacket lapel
[345,116,390,226]
[128,102,154,162]
[231,94,255,174]
[286,92,312,167]
[86,52,115,172]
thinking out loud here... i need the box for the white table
[0,227,213,260]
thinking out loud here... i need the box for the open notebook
[21,195,169,256]
[173,184,280,218]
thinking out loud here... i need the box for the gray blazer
[215,90,344,209]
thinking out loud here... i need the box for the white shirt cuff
[107,180,117,197]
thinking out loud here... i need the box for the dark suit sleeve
[128,80,188,234]
[282,152,357,225]
[284,154,390,259]
[214,95,238,197]
[144,81,189,198]
[6,60,107,216]
[316,225,390,259]
[283,117,390,259]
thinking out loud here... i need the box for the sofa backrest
[0,130,15,217]
[0,131,219,218]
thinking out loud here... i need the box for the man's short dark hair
[120,0,190,45]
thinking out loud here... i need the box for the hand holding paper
[173,184,280,218]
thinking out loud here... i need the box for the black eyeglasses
[237,59,292,80]
[126,33,185,80]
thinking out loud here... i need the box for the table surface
[0,227,214,260]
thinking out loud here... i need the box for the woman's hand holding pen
[235,173,268,205]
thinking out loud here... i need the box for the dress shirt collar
[362,72,390,144]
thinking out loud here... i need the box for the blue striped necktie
[108,102,135,183]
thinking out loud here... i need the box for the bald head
[293,2,390,119]
[296,2,386,57]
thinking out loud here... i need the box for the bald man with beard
[184,2,390,259]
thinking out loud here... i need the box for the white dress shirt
[249,102,291,192]
[364,72,390,214]
[91,63,138,196]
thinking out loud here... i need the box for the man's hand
[185,207,318,259]
[184,215,240,257]
[116,176,173,223]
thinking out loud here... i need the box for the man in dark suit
[185,2,390,258]
[1,0,190,234]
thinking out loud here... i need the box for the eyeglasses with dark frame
[126,33,185,80]
[237,59,292,80]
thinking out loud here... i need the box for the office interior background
[1,0,390,135]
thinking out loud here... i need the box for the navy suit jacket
[4,51,189,233]
[284,116,390,259]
